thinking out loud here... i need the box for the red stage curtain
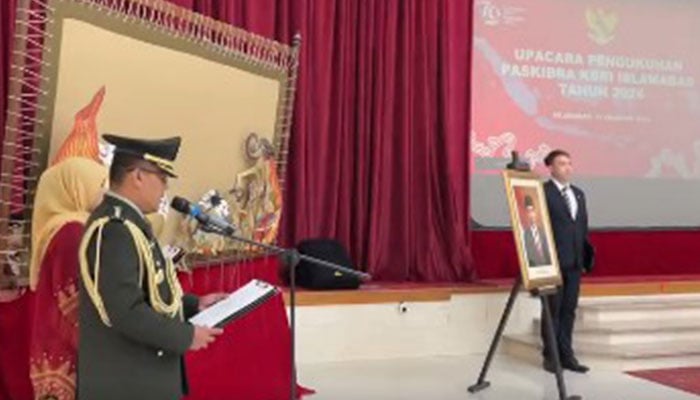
[163,0,475,282]
[0,0,16,145]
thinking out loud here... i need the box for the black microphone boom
[170,196,236,235]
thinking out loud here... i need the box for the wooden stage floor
[283,275,700,306]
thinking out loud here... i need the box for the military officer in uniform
[78,134,225,400]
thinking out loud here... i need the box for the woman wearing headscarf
[28,157,107,400]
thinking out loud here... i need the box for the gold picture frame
[503,170,562,291]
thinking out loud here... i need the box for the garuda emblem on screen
[586,8,618,46]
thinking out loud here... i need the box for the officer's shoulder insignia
[107,206,125,223]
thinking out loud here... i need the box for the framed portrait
[503,170,562,291]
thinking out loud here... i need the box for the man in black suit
[522,195,552,267]
[541,149,590,374]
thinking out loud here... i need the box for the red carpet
[627,366,700,396]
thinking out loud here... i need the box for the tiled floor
[297,355,700,400]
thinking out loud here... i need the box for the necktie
[532,226,544,257]
[562,186,575,219]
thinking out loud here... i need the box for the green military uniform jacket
[78,193,198,400]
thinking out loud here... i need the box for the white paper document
[188,279,279,328]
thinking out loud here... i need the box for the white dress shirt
[552,178,578,220]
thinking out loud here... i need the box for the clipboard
[188,279,279,328]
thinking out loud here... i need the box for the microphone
[170,196,236,236]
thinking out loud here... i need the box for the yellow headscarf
[146,213,166,239]
[29,157,108,290]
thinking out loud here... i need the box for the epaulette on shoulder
[107,205,126,223]
[85,206,126,233]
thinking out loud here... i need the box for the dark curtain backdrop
[103,0,476,282]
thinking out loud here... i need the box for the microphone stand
[200,225,370,400]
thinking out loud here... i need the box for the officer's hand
[190,326,224,351]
